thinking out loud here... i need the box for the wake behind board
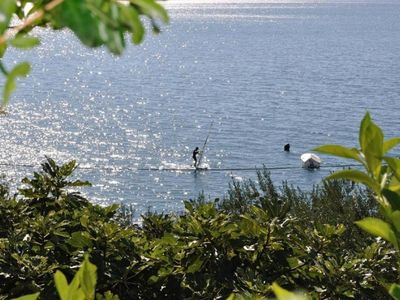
[195,165,209,171]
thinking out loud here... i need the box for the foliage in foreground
[0,0,168,107]
[14,255,302,300]
[315,112,400,299]
[0,156,397,299]
[13,255,118,300]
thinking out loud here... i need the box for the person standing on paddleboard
[192,147,200,167]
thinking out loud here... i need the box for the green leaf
[120,5,144,45]
[69,270,82,298]
[3,73,16,105]
[271,282,308,300]
[384,157,400,182]
[359,113,384,177]
[389,283,400,300]
[187,256,203,273]
[67,289,85,300]
[54,230,70,238]
[79,255,97,300]
[355,217,398,249]
[68,231,93,248]
[148,275,158,283]
[10,35,40,49]
[151,20,161,34]
[11,62,31,77]
[0,0,17,34]
[3,61,31,105]
[12,292,40,300]
[184,201,194,213]
[69,180,92,187]
[107,29,125,55]
[80,215,89,227]
[383,189,400,211]
[99,291,119,300]
[326,169,380,193]
[359,112,371,151]
[51,0,102,48]
[313,145,361,162]
[59,160,77,176]
[384,138,400,154]
[104,203,120,215]
[54,271,69,300]
[390,211,400,234]
[0,43,7,58]
[389,177,400,193]
[130,0,169,23]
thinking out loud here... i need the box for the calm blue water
[1,0,399,215]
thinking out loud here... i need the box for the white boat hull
[301,153,321,169]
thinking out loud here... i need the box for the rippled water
[1,0,399,215]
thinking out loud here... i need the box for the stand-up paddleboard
[196,121,213,171]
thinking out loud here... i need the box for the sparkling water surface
[1,0,399,215]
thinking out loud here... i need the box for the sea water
[0,0,399,215]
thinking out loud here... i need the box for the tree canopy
[0,0,169,109]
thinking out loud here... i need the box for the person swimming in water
[192,147,200,167]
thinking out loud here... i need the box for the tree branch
[0,0,64,45]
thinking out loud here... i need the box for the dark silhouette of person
[284,144,290,152]
[192,147,200,167]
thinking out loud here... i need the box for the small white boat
[301,153,321,169]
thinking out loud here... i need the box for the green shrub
[315,112,400,299]
[0,156,397,299]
